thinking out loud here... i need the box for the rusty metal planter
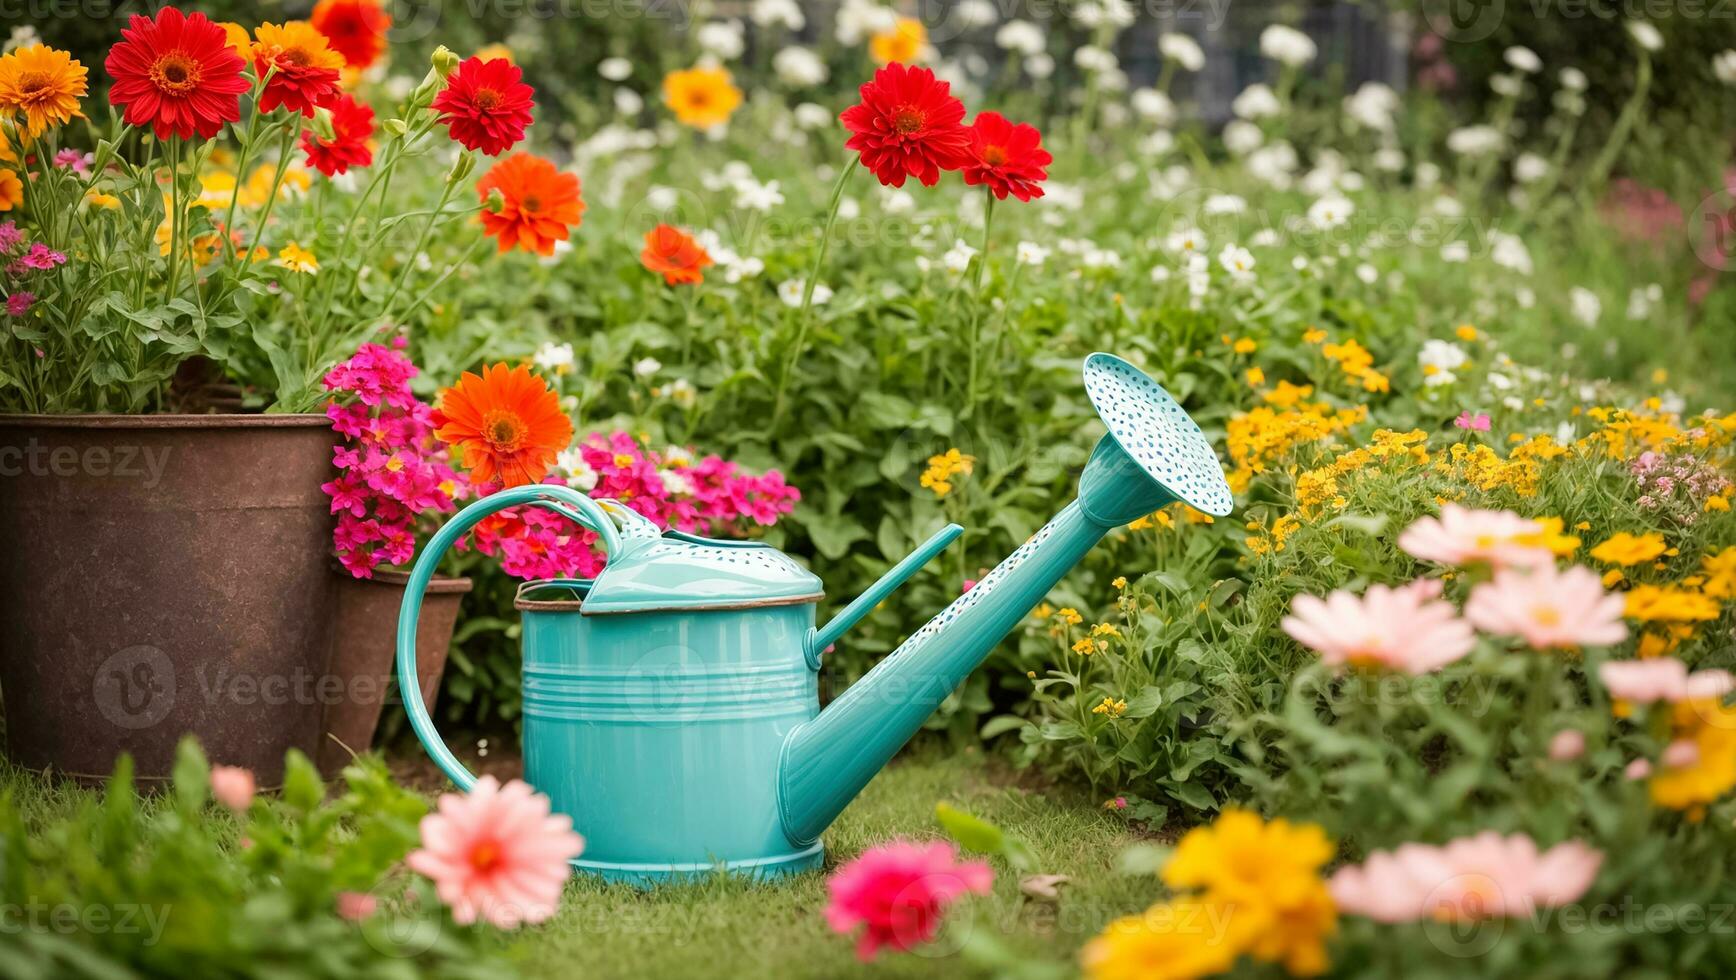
[319,569,470,774]
[0,414,337,786]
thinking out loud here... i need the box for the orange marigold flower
[252,21,344,117]
[310,0,391,72]
[0,44,87,138]
[0,169,22,211]
[475,153,583,256]
[218,22,253,59]
[661,66,742,129]
[433,363,573,489]
[639,224,713,286]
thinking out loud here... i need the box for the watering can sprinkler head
[397,353,1231,882]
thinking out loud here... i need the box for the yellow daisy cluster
[1226,402,1367,493]
[1091,697,1128,717]
[1293,428,1430,514]
[1434,441,1540,497]
[1128,502,1218,531]
[1320,338,1390,394]
[1245,513,1301,556]
[919,448,974,498]
[1082,809,1337,980]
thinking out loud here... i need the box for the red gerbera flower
[310,0,391,72]
[301,93,375,176]
[103,7,250,141]
[839,62,970,188]
[252,21,345,117]
[432,57,535,157]
[961,112,1051,202]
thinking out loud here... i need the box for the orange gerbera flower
[432,363,573,489]
[310,0,391,72]
[475,153,583,256]
[0,44,88,138]
[639,224,712,285]
[661,66,741,129]
[252,21,344,117]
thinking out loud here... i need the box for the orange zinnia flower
[475,153,583,256]
[639,224,712,286]
[252,21,344,117]
[432,363,573,489]
[310,0,391,72]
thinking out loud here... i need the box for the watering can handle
[395,484,624,792]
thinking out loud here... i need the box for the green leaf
[1123,685,1165,719]
[1115,842,1173,875]
[978,715,1027,741]
[281,749,324,813]
[172,736,209,814]
[934,802,1005,855]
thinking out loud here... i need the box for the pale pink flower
[1329,832,1601,923]
[335,891,378,921]
[824,839,994,961]
[1465,564,1627,650]
[1548,729,1585,761]
[210,765,256,812]
[1398,504,1555,568]
[1281,579,1475,674]
[1598,658,1735,705]
[1454,411,1491,431]
[406,776,584,929]
[1625,758,1653,780]
[1661,739,1701,769]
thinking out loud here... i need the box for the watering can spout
[777,354,1234,846]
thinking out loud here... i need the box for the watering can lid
[581,529,823,614]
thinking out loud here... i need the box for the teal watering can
[396,353,1232,884]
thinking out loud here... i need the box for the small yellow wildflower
[1112,576,1128,590]
[1232,337,1257,354]
[1302,327,1327,344]
[1244,367,1265,387]
[275,241,319,274]
[869,17,926,64]
[83,189,120,210]
[1091,697,1128,717]
[1707,495,1730,513]
[1072,637,1097,656]
[1090,622,1120,639]
[1624,585,1720,623]
[919,448,975,498]
[1455,324,1478,341]
[1056,607,1083,626]
[1590,531,1667,566]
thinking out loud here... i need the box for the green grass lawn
[513,746,1160,978]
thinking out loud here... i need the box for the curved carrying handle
[804,522,963,669]
[396,484,623,791]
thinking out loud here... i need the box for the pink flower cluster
[1331,832,1602,923]
[1,221,64,315]
[467,431,801,581]
[1630,450,1732,526]
[322,340,467,578]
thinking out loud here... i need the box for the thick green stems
[965,188,996,415]
[243,119,305,269]
[378,152,473,323]
[771,162,856,429]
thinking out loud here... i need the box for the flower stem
[965,188,996,415]
[771,162,856,430]
[378,153,470,323]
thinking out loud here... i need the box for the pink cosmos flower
[1465,564,1627,650]
[335,891,378,921]
[210,764,256,811]
[1281,578,1476,675]
[824,839,994,961]
[405,776,584,929]
[1398,504,1557,569]
[53,149,93,174]
[1329,832,1602,923]
[1624,758,1653,780]
[5,292,34,317]
[1548,729,1585,761]
[1454,411,1491,431]
[1598,658,1735,705]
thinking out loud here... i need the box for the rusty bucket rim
[0,412,330,430]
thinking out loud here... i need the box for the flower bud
[308,106,335,142]
[431,45,461,78]
[481,187,505,213]
[448,152,476,184]
[381,117,408,137]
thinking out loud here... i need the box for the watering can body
[396,353,1234,883]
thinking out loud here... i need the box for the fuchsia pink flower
[0,221,23,253]
[1465,563,1627,650]
[53,148,92,173]
[1398,504,1557,569]
[824,839,993,961]
[5,291,33,316]
[406,776,583,929]
[1597,657,1735,705]
[17,242,66,270]
[1329,832,1601,923]
[1281,578,1475,675]
[1453,411,1491,431]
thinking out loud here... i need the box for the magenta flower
[824,839,993,961]
[1464,563,1627,650]
[1453,411,1491,431]
[1281,578,1476,675]
[6,292,34,317]
[1329,832,1601,923]
[406,776,584,929]
[18,243,67,270]
[0,221,22,253]
[53,148,92,174]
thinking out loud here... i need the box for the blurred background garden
[3,0,1736,977]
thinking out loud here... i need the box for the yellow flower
[1112,576,1128,590]
[662,66,743,129]
[1707,495,1730,513]
[276,241,319,274]
[83,189,120,210]
[241,164,311,207]
[1072,637,1098,656]
[1081,901,1254,980]
[1648,700,1736,812]
[1232,337,1257,354]
[1510,517,1580,558]
[1623,585,1720,623]
[1245,366,1265,387]
[0,123,14,163]
[869,17,927,64]
[0,44,88,138]
[1056,607,1083,626]
[1161,809,1338,977]
[474,42,514,64]
[1702,547,1736,600]
[1091,697,1128,717]
[1090,622,1120,639]
[1301,328,1327,344]
[1261,380,1314,409]
[0,168,21,211]
[919,448,975,498]
[1590,531,1667,566]
[1456,324,1479,341]
[1032,603,1054,620]
[218,22,254,59]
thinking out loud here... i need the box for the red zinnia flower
[475,153,584,256]
[639,225,712,286]
[961,111,1051,202]
[103,7,250,141]
[839,62,970,188]
[433,57,535,157]
[301,93,375,176]
[253,21,345,117]
[310,0,391,72]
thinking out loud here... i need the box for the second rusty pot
[319,569,471,774]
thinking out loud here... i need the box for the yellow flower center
[1531,605,1561,627]
[482,410,528,453]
